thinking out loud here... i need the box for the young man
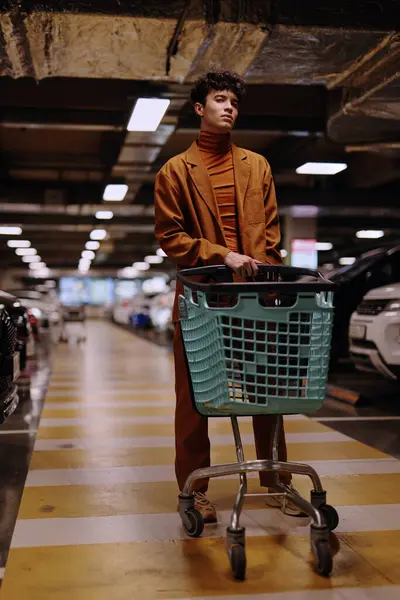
[155,70,303,522]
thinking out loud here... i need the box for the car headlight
[385,300,400,311]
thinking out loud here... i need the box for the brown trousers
[173,324,292,493]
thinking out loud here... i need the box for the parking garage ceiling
[1,0,400,275]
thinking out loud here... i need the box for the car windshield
[329,249,387,282]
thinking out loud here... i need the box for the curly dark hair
[190,69,246,106]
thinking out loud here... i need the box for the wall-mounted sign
[291,239,317,269]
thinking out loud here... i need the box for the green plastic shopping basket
[177,265,336,417]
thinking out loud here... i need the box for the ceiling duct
[327,32,400,145]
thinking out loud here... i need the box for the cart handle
[176,264,337,293]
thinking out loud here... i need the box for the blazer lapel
[186,141,222,227]
[232,144,250,224]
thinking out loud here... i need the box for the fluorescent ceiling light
[127,98,170,132]
[95,210,113,220]
[316,242,333,251]
[15,247,37,256]
[280,249,288,258]
[133,261,150,271]
[29,262,46,270]
[290,205,319,218]
[356,230,384,239]
[0,226,22,235]
[22,254,41,263]
[103,184,128,201]
[82,250,95,260]
[7,240,31,248]
[119,267,138,278]
[90,229,107,240]
[296,162,347,175]
[144,255,163,264]
[156,248,167,258]
[339,257,356,266]
[85,241,100,250]
[32,268,51,278]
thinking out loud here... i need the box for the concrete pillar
[283,215,317,268]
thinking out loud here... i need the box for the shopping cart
[176,264,338,579]
[61,305,87,343]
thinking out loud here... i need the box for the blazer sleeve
[263,161,283,265]
[154,169,231,267]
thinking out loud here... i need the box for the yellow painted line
[41,406,175,418]
[29,441,387,470]
[36,419,330,439]
[47,384,174,391]
[340,530,400,584]
[17,473,400,519]
[1,531,396,599]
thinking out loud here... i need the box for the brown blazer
[154,140,282,321]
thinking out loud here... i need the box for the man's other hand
[224,252,261,277]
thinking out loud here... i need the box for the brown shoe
[194,492,217,523]
[265,486,309,517]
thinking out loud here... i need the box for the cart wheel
[320,505,339,532]
[229,544,246,581]
[313,539,333,576]
[182,508,204,538]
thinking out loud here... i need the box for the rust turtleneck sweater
[197,130,240,253]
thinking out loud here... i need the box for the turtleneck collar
[197,129,231,155]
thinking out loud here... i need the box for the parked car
[349,283,400,379]
[8,289,63,343]
[129,293,155,329]
[60,305,86,343]
[27,307,39,339]
[149,290,174,333]
[0,303,20,423]
[327,244,400,366]
[112,298,137,326]
[0,291,35,371]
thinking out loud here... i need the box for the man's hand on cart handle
[224,251,261,277]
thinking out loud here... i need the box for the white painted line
[10,504,400,548]
[251,502,400,535]
[38,415,307,427]
[33,431,352,451]
[25,458,400,487]
[10,510,262,548]
[44,400,175,409]
[0,429,38,435]
[0,567,5,579]
[39,415,176,426]
[315,416,400,422]
[50,379,145,383]
[163,587,400,600]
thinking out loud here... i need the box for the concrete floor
[1,321,399,599]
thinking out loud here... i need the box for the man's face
[195,89,239,133]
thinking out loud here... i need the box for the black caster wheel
[182,508,204,538]
[320,505,339,532]
[313,539,333,576]
[229,544,246,581]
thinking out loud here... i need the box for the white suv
[349,283,400,380]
